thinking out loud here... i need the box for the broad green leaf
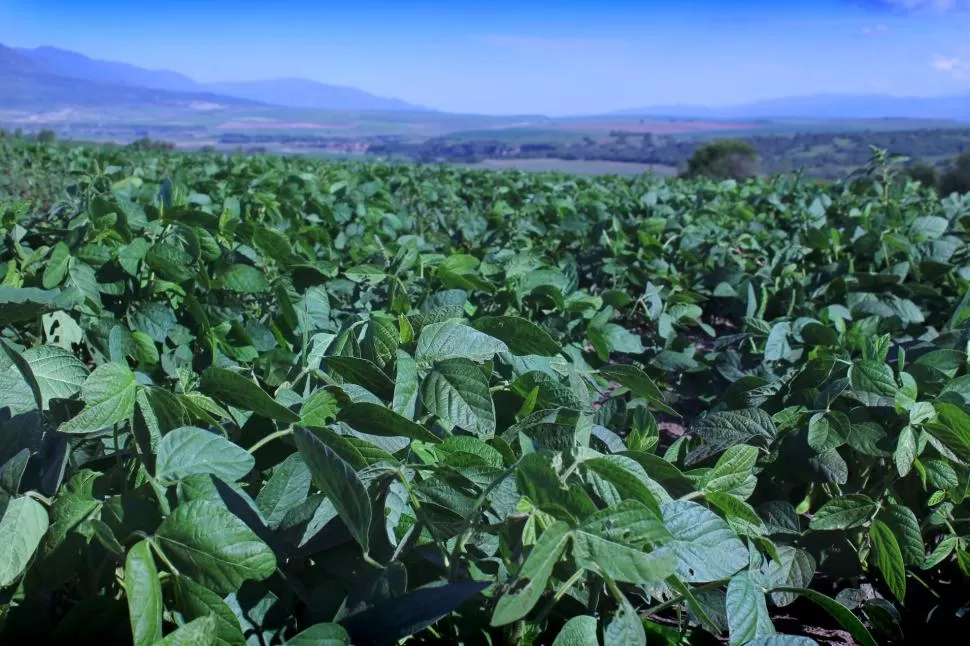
[300,388,340,427]
[43,242,71,289]
[421,358,495,438]
[766,546,816,607]
[200,367,299,423]
[726,571,774,646]
[597,364,677,416]
[338,402,442,444]
[869,519,906,602]
[491,521,571,626]
[573,530,675,585]
[255,453,312,530]
[416,321,509,363]
[582,455,667,513]
[926,403,970,462]
[172,575,246,646]
[59,362,137,434]
[472,316,561,356]
[849,360,897,401]
[217,264,270,294]
[293,427,372,552]
[159,615,218,646]
[146,241,196,283]
[124,540,163,646]
[155,426,254,483]
[687,408,776,465]
[769,587,877,646]
[603,588,645,646]
[879,504,923,567]
[894,425,917,477]
[392,349,420,419]
[809,495,877,531]
[324,355,394,400]
[154,499,276,594]
[662,500,748,582]
[0,286,60,325]
[552,616,599,646]
[285,623,351,646]
[0,496,49,587]
[764,321,791,362]
[704,445,759,495]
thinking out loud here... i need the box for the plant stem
[248,427,293,454]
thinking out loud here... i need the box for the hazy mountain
[10,43,430,112]
[16,46,201,92]
[0,43,46,74]
[613,93,970,121]
[205,78,432,112]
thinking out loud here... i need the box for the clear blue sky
[1,0,969,115]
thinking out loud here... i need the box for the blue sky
[1,0,969,115]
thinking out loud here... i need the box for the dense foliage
[681,140,759,181]
[1,140,970,645]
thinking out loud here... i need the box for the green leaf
[869,519,906,601]
[154,499,276,594]
[421,358,495,438]
[155,426,254,484]
[416,321,509,363]
[764,322,791,362]
[491,521,571,626]
[200,367,299,423]
[768,587,877,646]
[172,575,246,646]
[552,616,599,646]
[766,546,816,607]
[573,529,675,585]
[726,571,774,646]
[42,242,71,289]
[472,316,561,356]
[293,427,372,552]
[662,500,748,582]
[809,495,877,531]
[849,360,897,401]
[0,287,61,325]
[687,408,776,465]
[323,355,394,401]
[300,388,340,427]
[59,362,137,434]
[338,402,442,444]
[124,540,163,646]
[146,241,196,283]
[216,264,270,294]
[603,588,645,646]
[597,364,677,416]
[926,403,970,462]
[879,504,923,567]
[159,615,218,646]
[285,623,351,646]
[392,349,420,419]
[255,453,311,530]
[894,426,917,477]
[704,445,759,495]
[0,496,49,587]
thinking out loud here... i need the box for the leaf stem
[248,427,294,454]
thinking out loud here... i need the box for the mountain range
[0,43,432,112]
[612,93,970,121]
[0,41,968,120]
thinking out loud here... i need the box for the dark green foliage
[1,141,967,645]
[940,153,970,196]
[681,139,759,181]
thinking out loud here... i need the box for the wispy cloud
[930,55,969,78]
[863,0,970,13]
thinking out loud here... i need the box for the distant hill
[613,93,970,121]
[16,46,200,93]
[205,78,433,112]
[0,43,46,74]
[11,43,431,112]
